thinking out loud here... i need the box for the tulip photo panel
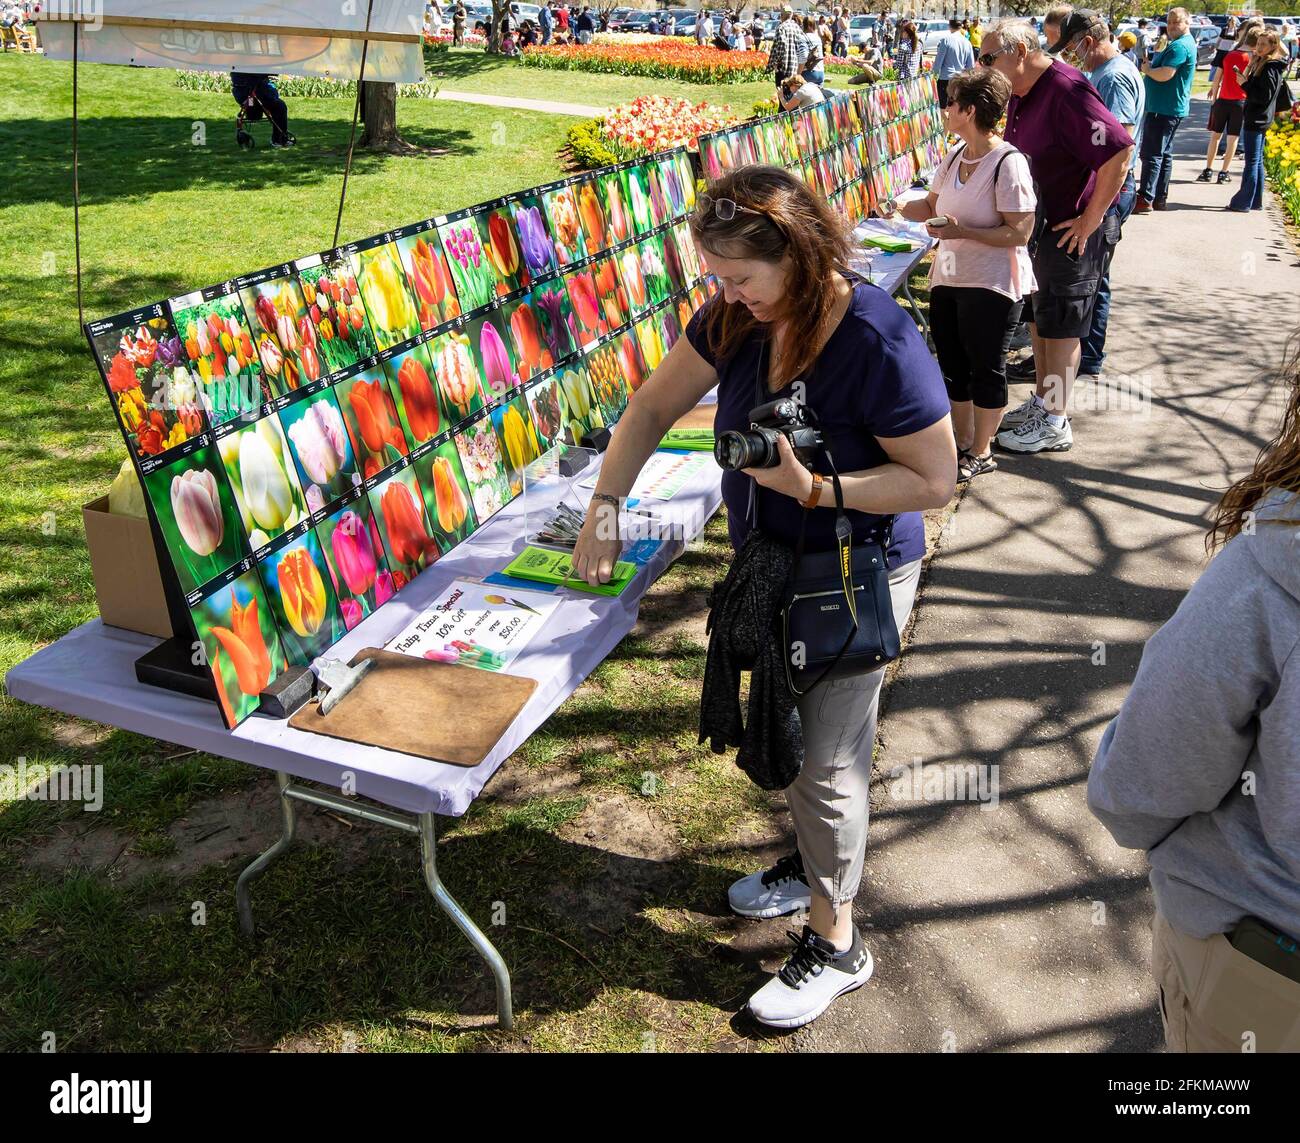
[596,170,634,249]
[615,243,651,319]
[277,388,362,515]
[529,279,579,366]
[335,368,410,482]
[499,294,557,385]
[464,311,522,404]
[370,466,439,581]
[645,162,671,231]
[540,184,587,269]
[257,528,346,666]
[170,289,265,426]
[637,234,674,310]
[454,412,514,523]
[394,225,461,331]
[656,154,687,221]
[660,230,689,298]
[437,213,498,313]
[426,327,489,428]
[141,442,249,596]
[349,239,422,353]
[508,194,559,286]
[553,360,604,446]
[87,306,208,464]
[411,438,477,555]
[573,177,609,258]
[383,342,444,448]
[590,255,630,334]
[191,567,289,728]
[236,267,320,398]
[584,339,631,428]
[621,163,655,239]
[481,205,529,297]
[317,498,397,632]
[564,266,607,348]
[293,255,379,377]
[524,371,565,452]
[492,392,543,500]
[217,415,311,553]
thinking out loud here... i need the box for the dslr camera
[714,398,823,471]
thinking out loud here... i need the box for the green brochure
[860,234,915,253]
[658,428,716,451]
[503,546,639,597]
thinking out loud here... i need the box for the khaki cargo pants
[1152,911,1300,1052]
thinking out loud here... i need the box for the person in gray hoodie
[1088,346,1300,1052]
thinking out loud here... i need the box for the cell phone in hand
[926,215,950,228]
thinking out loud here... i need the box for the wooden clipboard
[672,402,717,432]
[289,648,538,767]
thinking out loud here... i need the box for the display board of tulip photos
[697,77,947,223]
[86,146,717,729]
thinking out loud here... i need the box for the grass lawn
[427,45,858,113]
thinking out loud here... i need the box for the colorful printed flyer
[503,546,638,597]
[386,579,559,671]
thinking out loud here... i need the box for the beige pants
[1152,911,1300,1052]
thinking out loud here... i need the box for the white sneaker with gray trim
[999,395,1043,431]
[728,851,813,919]
[996,408,1073,454]
[747,924,875,1029]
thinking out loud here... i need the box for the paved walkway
[435,89,608,117]
[797,98,1300,1052]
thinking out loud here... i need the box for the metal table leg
[236,771,297,938]
[899,276,930,342]
[419,812,514,1030]
[234,773,515,1029]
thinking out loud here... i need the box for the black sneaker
[1196,167,1213,182]
[1217,171,1231,184]
[728,851,813,918]
[1006,355,1037,381]
[747,924,875,1028]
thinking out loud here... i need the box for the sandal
[957,450,998,483]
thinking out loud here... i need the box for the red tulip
[397,355,440,442]
[381,480,435,569]
[349,378,408,458]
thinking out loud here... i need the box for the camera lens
[714,429,777,470]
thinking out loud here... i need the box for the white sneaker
[747,924,875,1029]
[728,851,813,919]
[996,408,1073,453]
[998,395,1043,431]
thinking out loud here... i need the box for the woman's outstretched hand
[570,500,623,585]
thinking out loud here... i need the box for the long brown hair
[1246,30,1286,77]
[898,19,919,51]
[1209,333,1300,551]
[688,165,853,389]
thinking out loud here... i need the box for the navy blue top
[685,279,949,568]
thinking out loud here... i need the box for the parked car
[673,15,698,37]
[847,14,877,47]
[609,9,654,32]
[917,19,951,52]
[1194,23,1220,65]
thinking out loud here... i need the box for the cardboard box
[82,496,174,639]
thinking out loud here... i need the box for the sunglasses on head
[697,193,765,222]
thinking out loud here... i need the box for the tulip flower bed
[570,95,740,168]
[175,70,437,99]
[522,41,771,84]
[1265,114,1300,228]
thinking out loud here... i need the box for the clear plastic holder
[519,442,600,551]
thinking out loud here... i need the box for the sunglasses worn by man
[978,42,1015,66]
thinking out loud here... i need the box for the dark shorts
[1208,97,1245,136]
[1024,217,1116,340]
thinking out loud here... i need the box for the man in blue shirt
[1135,6,1196,211]
[932,17,975,105]
[1057,10,1144,381]
[538,1,552,44]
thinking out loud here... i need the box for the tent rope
[333,0,377,251]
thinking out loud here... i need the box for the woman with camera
[570,166,955,1028]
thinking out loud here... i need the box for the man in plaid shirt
[766,6,808,93]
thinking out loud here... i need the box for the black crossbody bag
[747,345,900,698]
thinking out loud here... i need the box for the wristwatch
[801,472,824,509]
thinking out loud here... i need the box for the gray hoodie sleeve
[1087,533,1299,851]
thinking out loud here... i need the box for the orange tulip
[567,272,603,338]
[508,303,553,381]
[486,212,521,281]
[431,455,469,534]
[410,237,447,310]
[577,183,607,250]
[210,590,273,697]
[381,480,435,569]
[397,355,440,443]
[618,335,645,393]
[349,378,408,457]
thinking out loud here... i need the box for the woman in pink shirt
[899,68,1037,481]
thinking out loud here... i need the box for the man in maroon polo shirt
[978,19,1134,455]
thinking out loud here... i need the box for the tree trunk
[359,80,406,152]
